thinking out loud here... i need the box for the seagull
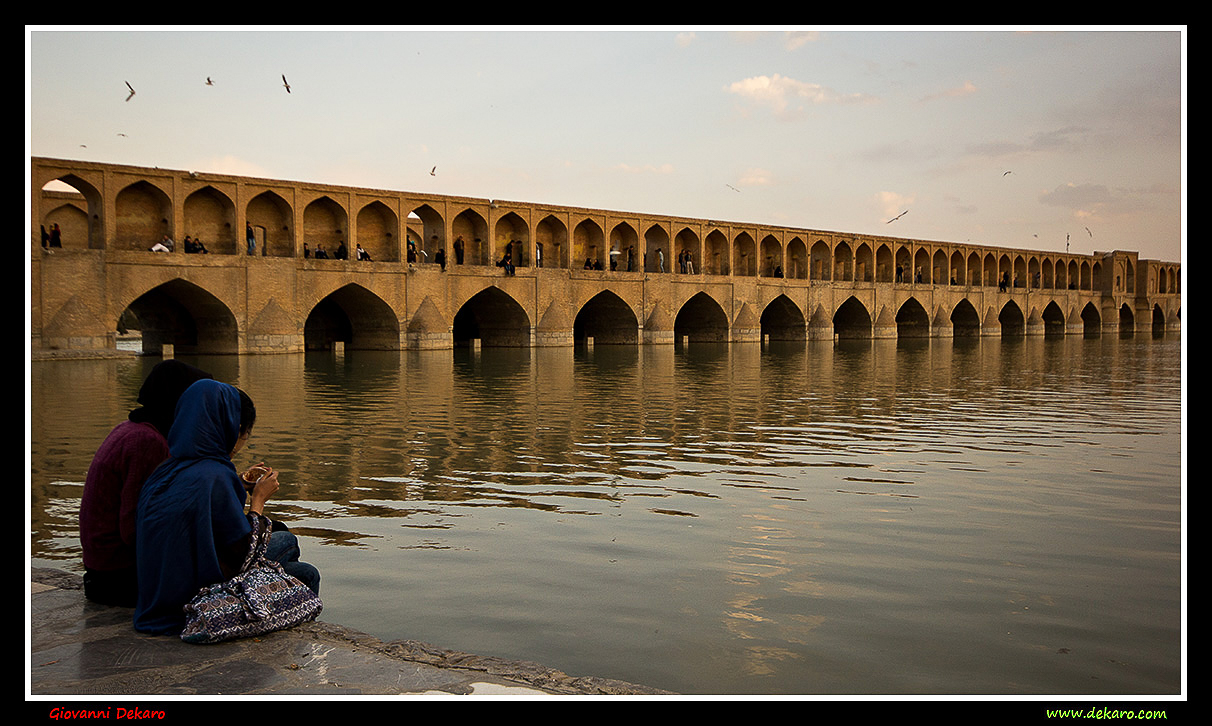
[725,184,741,193]
[206,77,214,86]
[282,74,291,93]
[1085,227,1092,237]
[430,166,436,176]
[886,210,908,224]
[124,81,135,102]
[1003,170,1012,176]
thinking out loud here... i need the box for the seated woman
[133,379,319,635]
[79,360,212,607]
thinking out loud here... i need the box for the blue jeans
[266,529,321,596]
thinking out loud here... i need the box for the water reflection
[29,334,1181,695]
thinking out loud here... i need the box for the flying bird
[725,184,741,193]
[1085,227,1093,237]
[282,74,291,93]
[124,81,135,102]
[886,210,908,224]
[206,77,214,86]
[1003,170,1012,176]
[430,166,436,176]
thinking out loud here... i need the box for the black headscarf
[127,360,213,438]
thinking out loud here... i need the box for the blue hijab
[133,379,251,635]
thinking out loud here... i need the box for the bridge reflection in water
[31,157,1181,357]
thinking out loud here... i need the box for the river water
[28,334,1184,696]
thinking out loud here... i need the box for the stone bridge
[30,157,1182,356]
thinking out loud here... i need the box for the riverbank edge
[29,567,674,697]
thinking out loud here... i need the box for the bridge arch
[574,290,639,345]
[834,296,872,339]
[184,185,236,255]
[950,299,981,337]
[494,211,529,268]
[642,223,668,273]
[609,222,639,272]
[116,180,172,252]
[760,294,806,341]
[303,195,349,258]
[701,229,725,275]
[452,287,531,347]
[537,215,568,269]
[453,208,489,266]
[121,278,239,355]
[574,218,606,270]
[356,200,399,263]
[787,236,807,279]
[760,234,782,278]
[674,291,729,343]
[1041,301,1066,336]
[1117,303,1135,335]
[896,297,931,338]
[304,283,400,351]
[834,240,854,282]
[999,300,1026,336]
[41,175,102,249]
[247,190,294,258]
[733,232,756,277]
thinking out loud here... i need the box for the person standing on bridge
[246,223,256,255]
[454,236,465,265]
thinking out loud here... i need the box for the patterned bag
[180,515,322,644]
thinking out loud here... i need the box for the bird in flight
[206,77,214,86]
[1085,227,1092,237]
[282,74,291,93]
[886,210,908,224]
[725,184,741,193]
[430,166,436,176]
[1003,170,1012,176]
[124,81,135,102]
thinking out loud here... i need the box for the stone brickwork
[31,157,1182,357]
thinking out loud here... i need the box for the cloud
[783,31,819,51]
[675,32,695,48]
[737,168,774,186]
[876,190,915,220]
[920,80,977,102]
[1038,182,1113,211]
[725,74,876,117]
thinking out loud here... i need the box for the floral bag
[180,515,322,644]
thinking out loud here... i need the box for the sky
[26,26,1185,263]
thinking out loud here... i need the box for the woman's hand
[248,467,280,516]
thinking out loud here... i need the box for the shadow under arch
[574,290,639,345]
[834,296,872,339]
[122,278,239,355]
[452,287,532,347]
[760,294,806,341]
[304,283,400,351]
[674,291,729,343]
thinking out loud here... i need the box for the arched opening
[304,284,400,351]
[1118,303,1135,337]
[40,176,101,249]
[115,180,172,252]
[833,296,872,339]
[896,297,931,338]
[950,299,981,337]
[184,186,236,256]
[121,279,239,355]
[760,295,806,342]
[1080,302,1101,337]
[574,290,639,345]
[999,300,1025,337]
[247,190,293,258]
[674,292,729,344]
[452,287,531,347]
[1041,301,1066,337]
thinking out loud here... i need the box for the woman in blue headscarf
[133,379,318,635]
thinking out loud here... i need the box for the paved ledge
[29,568,672,697]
